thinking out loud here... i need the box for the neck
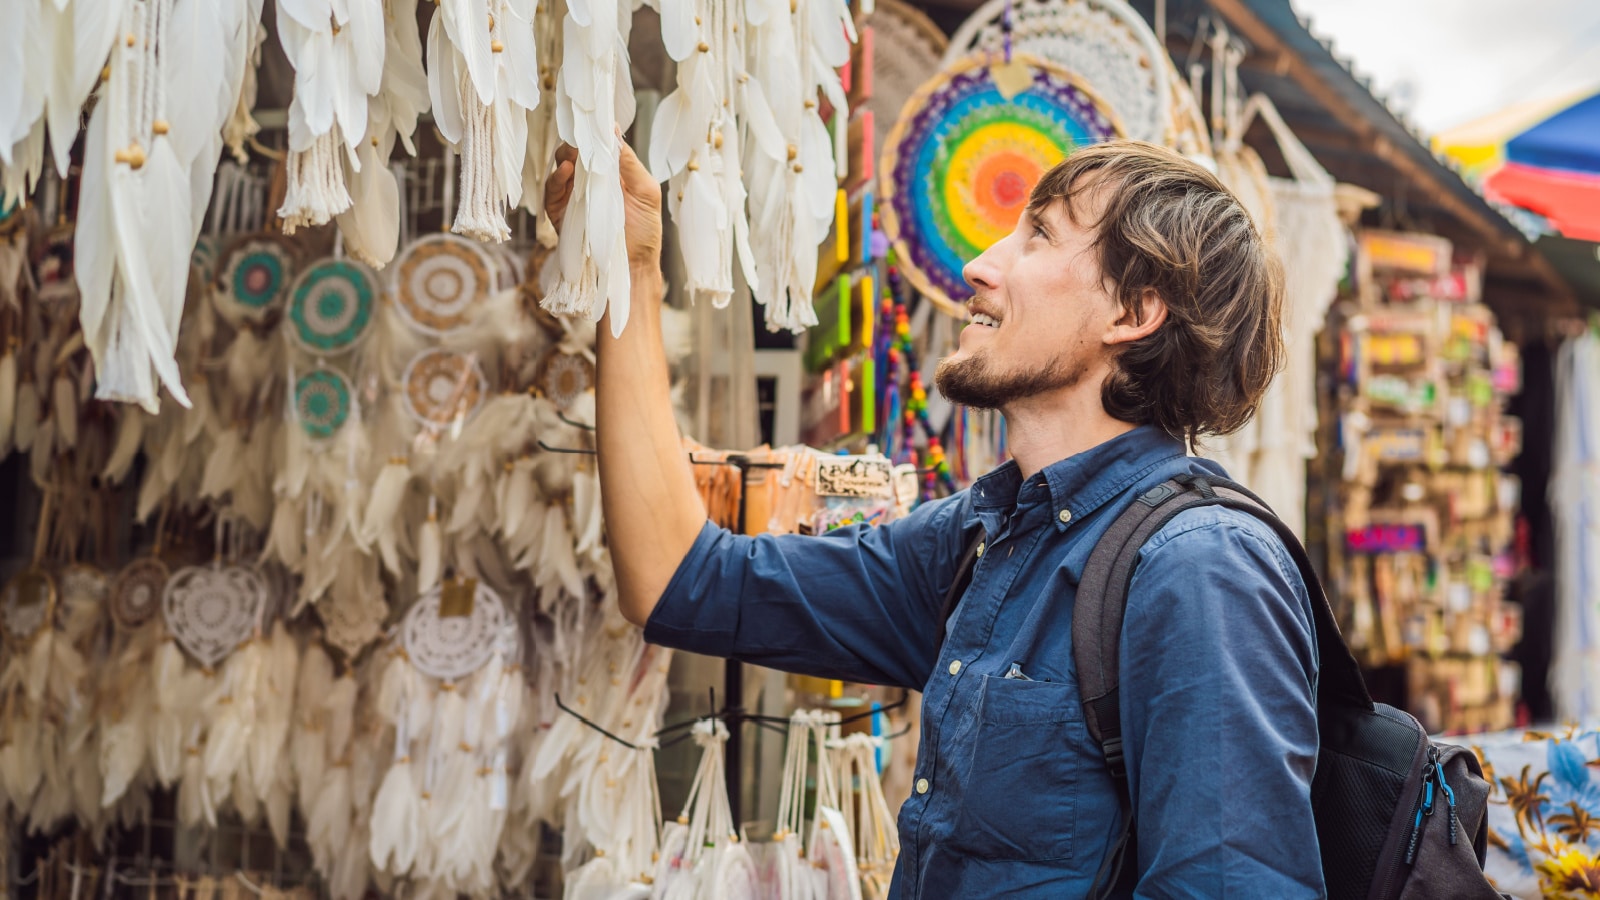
[1000,378,1137,480]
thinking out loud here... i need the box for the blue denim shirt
[645,426,1324,898]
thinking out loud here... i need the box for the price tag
[439,577,478,618]
[814,455,895,498]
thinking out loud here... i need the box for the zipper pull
[1405,768,1436,864]
[1436,761,1459,846]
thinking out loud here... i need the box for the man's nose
[963,247,1001,294]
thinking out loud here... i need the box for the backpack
[938,473,1508,900]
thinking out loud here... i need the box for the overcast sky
[1289,0,1600,135]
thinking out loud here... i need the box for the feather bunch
[540,0,636,335]
[428,0,544,242]
[274,0,386,231]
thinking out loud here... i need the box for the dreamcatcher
[830,734,899,900]
[286,258,380,357]
[214,237,298,327]
[864,0,949,161]
[391,233,499,336]
[880,54,1122,314]
[805,712,861,900]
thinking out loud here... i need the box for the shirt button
[975,542,985,558]
[948,660,962,675]
[1059,509,1073,523]
[916,778,930,794]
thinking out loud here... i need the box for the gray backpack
[940,474,1509,899]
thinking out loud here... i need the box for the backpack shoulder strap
[1074,474,1372,897]
[936,526,986,650]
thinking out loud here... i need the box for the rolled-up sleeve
[643,494,969,689]
[1121,507,1324,899]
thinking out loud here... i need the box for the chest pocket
[954,675,1092,862]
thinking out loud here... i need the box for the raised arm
[544,140,707,626]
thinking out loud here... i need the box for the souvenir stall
[0,0,929,897]
[1311,229,1525,735]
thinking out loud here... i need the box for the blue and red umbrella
[1475,91,1600,241]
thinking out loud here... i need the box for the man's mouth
[969,312,1001,328]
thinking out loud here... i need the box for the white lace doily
[111,557,169,630]
[317,587,388,659]
[163,564,266,668]
[944,0,1171,145]
[402,348,489,430]
[0,568,55,645]
[401,581,511,682]
[866,0,949,167]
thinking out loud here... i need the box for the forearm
[596,264,709,626]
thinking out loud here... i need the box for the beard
[934,347,1089,410]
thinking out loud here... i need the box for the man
[545,138,1323,897]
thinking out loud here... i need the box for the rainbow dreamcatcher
[286,258,379,355]
[880,55,1122,314]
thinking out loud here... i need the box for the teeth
[970,313,1000,328]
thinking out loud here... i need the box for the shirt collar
[968,425,1187,530]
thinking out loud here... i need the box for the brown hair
[1027,139,1285,444]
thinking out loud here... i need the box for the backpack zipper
[1404,747,1442,864]
[1436,750,1459,846]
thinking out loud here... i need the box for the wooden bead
[152,120,169,135]
[491,40,504,52]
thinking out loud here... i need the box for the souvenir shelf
[1316,230,1524,734]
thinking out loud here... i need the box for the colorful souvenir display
[880,55,1121,314]
[1317,231,1522,734]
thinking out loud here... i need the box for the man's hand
[541,133,663,272]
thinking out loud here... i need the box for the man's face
[935,197,1119,411]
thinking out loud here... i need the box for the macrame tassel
[417,498,442,596]
[14,378,38,451]
[452,88,511,243]
[279,131,354,233]
[50,373,77,448]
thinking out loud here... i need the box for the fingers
[616,138,657,196]
[554,143,577,166]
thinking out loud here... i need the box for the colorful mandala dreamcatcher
[391,234,497,336]
[215,238,297,325]
[402,348,488,431]
[293,366,356,440]
[880,55,1121,314]
[286,258,379,355]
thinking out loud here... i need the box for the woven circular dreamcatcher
[0,568,56,647]
[215,237,296,325]
[881,55,1121,314]
[293,366,356,440]
[401,581,511,682]
[59,564,109,606]
[287,258,378,355]
[536,349,594,411]
[111,556,169,631]
[402,348,488,429]
[162,564,267,669]
[317,588,388,660]
[391,234,497,336]
[867,0,949,160]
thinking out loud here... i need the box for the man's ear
[1105,287,1167,347]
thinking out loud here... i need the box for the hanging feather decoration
[741,0,853,333]
[426,0,542,242]
[275,0,386,231]
[540,0,636,335]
